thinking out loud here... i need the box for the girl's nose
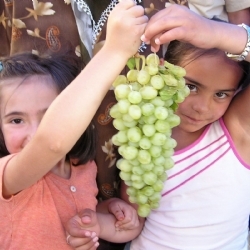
[23,123,39,146]
[192,96,211,114]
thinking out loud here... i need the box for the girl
[124,39,250,249]
[67,6,250,250]
[0,0,148,249]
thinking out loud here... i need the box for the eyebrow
[184,76,236,93]
[3,109,48,119]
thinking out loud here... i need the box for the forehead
[0,75,58,106]
[182,53,243,90]
[1,74,56,93]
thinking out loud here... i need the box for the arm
[65,192,145,248]
[228,8,250,25]
[65,204,143,249]
[2,0,148,197]
[97,198,140,230]
[141,4,250,62]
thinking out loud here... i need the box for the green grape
[123,120,138,128]
[119,171,131,181]
[165,99,174,107]
[152,165,165,176]
[143,172,157,185]
[164,157,175,170]
[128,91,142,104]
[110,104,123,119]
[150,132,167,146]
[128,141,139,148]
[127,186,137,197]
[147,64,159,76]
[111,134,123,146]
[150,96,165,107]
[129,196,137,204]
[142,124,156,137]
[148,192,161,202]
[150,75,164,89]
[114,84,131,99]
[132,166,144,175]
[118,144,126,156]
[136,192,148,204]
[152,155,166,166]
[129,158,140,166]
[140,163,154,171]
[146,53,160,66]
[128,105,142,120]
[154,106,168,120]
[153,180,164,192]
[138,149,151,164]
[140,86,158,100]
[116,158,133,172]
[138,204,151,217]
[149,145,162,158]
[162,148,174,158]
[177,78,186,89]
[168,114,181,128]
[130,81,142,91]
[127,69,139,82]
[163,137,177,149]
[111,53,189,217]
[131,174,143,182]
[149,201,160,209]
[142,115,157,125]
[161,74,178,87]
[122,145,138,160]
[117,99,130,114]
[159,172,168,182]
[112,75,127,87]
[139,136,152,150]
[113,118,127,131]
[116,130,128,144]
[137,69,151,85]
[132,181,146,189]
[127,127,142,143]
[174,91,186,103]
[155,119,171,134]
[141,186,155,197]
[141,103,155,116]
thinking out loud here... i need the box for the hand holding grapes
[141,4,249,60]
[104,0,148,60]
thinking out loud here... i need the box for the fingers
[67,233,99,250]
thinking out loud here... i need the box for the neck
[172,126,206,151]
[51,157,71,179]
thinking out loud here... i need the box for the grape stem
[135,54,146,71]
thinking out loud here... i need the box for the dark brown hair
[165,40,250,90]
[0,52,96,165]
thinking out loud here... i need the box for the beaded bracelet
[226,23,250,61]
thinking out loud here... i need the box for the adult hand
[65,209,100,250]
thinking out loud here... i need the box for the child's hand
[108,198,140,231]
[65,209,100,250]
[141,4,216,52]
[104,0,148,59]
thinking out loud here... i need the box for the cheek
[2,128,23,154]
[212,102,230,119]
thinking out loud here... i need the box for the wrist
[225,23,250,61]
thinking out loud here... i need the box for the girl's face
[0,75,58,154]
[176,53,243,133]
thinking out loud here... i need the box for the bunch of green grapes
[110,53,190,217]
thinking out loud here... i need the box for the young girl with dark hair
[0,1,148,249]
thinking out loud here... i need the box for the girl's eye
[215,92,227,99]
[11,119,23,124]
[186,84,197,92]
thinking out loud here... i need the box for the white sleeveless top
[131,118,250,250]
